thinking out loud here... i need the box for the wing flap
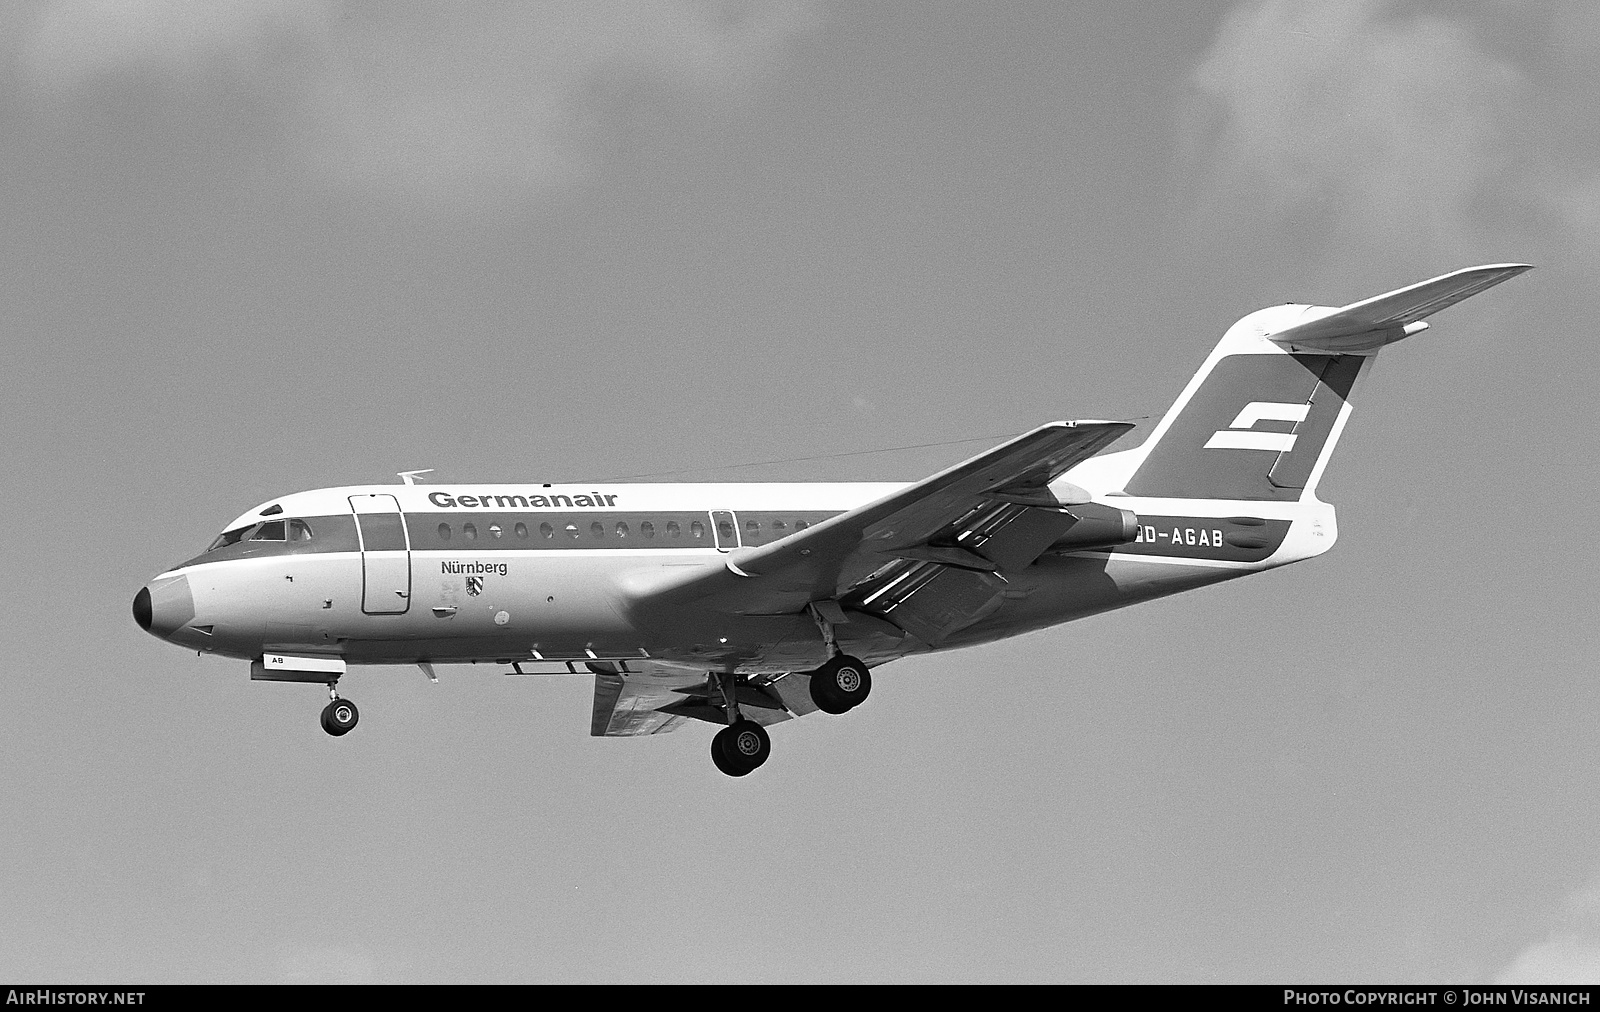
[967,503,1079,571]
[875,566,1010,645]
[590,671,693,736]
[589,664,799,736]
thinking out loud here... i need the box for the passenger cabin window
[745,519,760,538]
[515,522,528,539]
[489,524,503,539]
[615,522,628,538]
[438,523,451,541]
[463,523,477,540]
[690,521,705,540]
[772,520,786,533]
[565,524,580,539]
[540,523,554,539]
[640,521,655,538]
[251,520,287,541]
[590,522,605,538]
[666,521,680,538]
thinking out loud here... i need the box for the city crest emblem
[466,576,484,597]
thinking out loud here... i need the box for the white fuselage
[137,459,1336,676]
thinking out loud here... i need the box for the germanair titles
[427,491,618,509]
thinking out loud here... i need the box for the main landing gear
[711,720,771,777]
[703,654,873,777]
[808,654,872,714]
[320,682,359,737]
[802,604,872,715]
[706,671,772,777]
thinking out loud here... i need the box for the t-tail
[1113,264,1532,504]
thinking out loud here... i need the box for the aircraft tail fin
[1118,264,1531,503]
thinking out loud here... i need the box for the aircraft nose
[135,575,195,639]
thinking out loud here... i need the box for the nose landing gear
[320,683,359,737]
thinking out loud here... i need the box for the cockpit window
[207,525,258,552]
[186,517,329,569]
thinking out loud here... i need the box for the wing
[629,420,1135,645]
[589,661,807,737]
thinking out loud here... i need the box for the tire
[711,726,753,777]
[321,698,359,737]
[809,655,871,713]
[724,720,770,771]
[808,662,849,713]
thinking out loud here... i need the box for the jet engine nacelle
[1050,503,1140,551]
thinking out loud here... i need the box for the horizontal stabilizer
[1267,263,1531,353]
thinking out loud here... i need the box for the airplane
[134,264,1531,776]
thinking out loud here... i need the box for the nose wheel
[320,684,359,737]
[808,654,871,714]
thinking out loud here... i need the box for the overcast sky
[3,0,1598,983]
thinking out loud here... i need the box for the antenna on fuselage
[397,469,434,485]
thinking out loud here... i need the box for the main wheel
[809,655,872,713]
[321,698,359,737]
[711,731,743,776]
[711,721,770,776]
[726,720,770,769]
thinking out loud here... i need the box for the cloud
[1183,0,1519,269]
[14,0,822,205]
[21,0,320,92]
[1181,0,1600,277]
[1496,877,1600,984]
[1497,936,1600,985]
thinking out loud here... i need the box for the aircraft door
[710,510,741,552]
[350,494,411,614]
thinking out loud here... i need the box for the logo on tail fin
[1125,353,1364,501]
[1204,402,1311,452]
